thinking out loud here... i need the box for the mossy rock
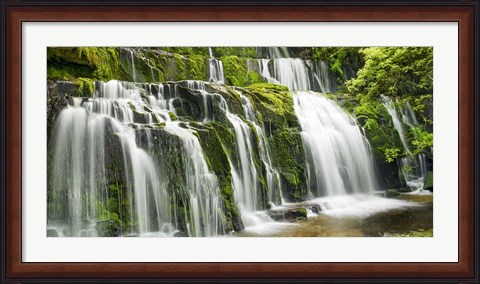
[221,55,250,87]
[47,47,131,81]
[269,128,307,202]
[196,125,243,232]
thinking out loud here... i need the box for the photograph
[46,46,433,238]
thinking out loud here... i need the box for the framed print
[1,0,478,282]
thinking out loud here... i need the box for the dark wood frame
[1,1,478,282]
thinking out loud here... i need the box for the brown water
[236,194,433,237]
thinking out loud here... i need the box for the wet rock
[307,204,322,214]
[173,231,189,237]
[267,207,308,221]
[232,215,245,232]
[385,189,400,198]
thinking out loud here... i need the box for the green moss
[47,47,130,81]
[186,54,208,80]
[206,121,235,151]
[173,53,187,81]
[221,55,249,87]
[75,78,95,97]
[269,128,307,201]
[246,83,288,92]
[247,71,265,85]
[80,47,128,81]
[195,125,241,232]
[161,47,209,57]
[242,83,297,130]
[168,112,178,121]
[47,60,95,81]
[93,183,133,236]
[211,47,257,58]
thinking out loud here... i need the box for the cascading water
[208,47,225,84]
[48,80,223,237]
[180,82,284,231]
[249,47,336,93]
[381,95,428,191]
[239,93,282,204]
[162,124,223,237]
[48,47,428,238]
[293,91,378,197]
[129,49,137,82]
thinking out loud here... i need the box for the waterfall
[163,124,223,237]
[250,47,336,93]
[218,95,282,229]
[381,95,428,191]
[293,91,378,197]
[129,49,137,82]
[49,80,224,237]
[239,93,282,204]
[381,95,411,154]
[158,80,284,230]
[267,47,291,59]
[208,47,225,84]
[216,96,259,215]
[115,121,170,235]
[272,59,312,91]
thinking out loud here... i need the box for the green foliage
[384,148,401,163]
[409,127,433,155]
[343,47,433,166]
[309,47,363,79]
[346,47,433,98]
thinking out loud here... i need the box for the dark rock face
[232,215,245,232]
[47,83,70,138]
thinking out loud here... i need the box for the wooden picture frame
[1,1,478,282]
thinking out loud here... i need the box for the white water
[208,47,225,84]
[129,49,137,82]
[217,96,259,215]
[306,194,419,218]
[163,124,223,237]
[168,82,284,232]
[381,95,429,191]
[294,91,378,197]
[49,80,223,237]
[239,93,282,204]
[252,47,336,93]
